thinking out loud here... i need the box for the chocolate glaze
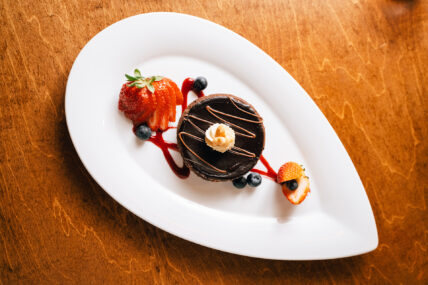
[177,94,265,181]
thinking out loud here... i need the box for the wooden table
[1,0,427,283]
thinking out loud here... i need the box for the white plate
[65,12,378,260]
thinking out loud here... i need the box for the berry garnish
[134,124,152,140]
[277,162,304,183]
[281,176,310,205]
[232,176,247,189]
[283,179,298,190]
[277,162,310,204]
[247,173,262,187]
[192,76,207,92]
[119,69,183,131]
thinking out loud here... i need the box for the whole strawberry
[118,69,183,131]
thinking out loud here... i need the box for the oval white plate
[65,12,378,260]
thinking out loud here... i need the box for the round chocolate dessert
[177,94,265,181]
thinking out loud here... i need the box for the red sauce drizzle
[181,78,204,113]
[148,130,189,178]
[250,155,278,182]
[144,78,203,178]
[145,77,278,182]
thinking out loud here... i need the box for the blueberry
[193,76,208,92]
[233,176,247,189]
[284,179,298,190]
[247,173,262,187]
[134,124,152,140]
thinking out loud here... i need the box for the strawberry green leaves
[125,74,137,81]
[134,69,142,78]
[125,69,163,92]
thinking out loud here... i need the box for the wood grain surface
[1,0,427,283]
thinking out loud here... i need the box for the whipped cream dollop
[205,123,235,153]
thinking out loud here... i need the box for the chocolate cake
[176,94,265,181]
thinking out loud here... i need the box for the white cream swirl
[205,123,235,153]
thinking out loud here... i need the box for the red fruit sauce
[250,155,277,181]
[145,77,278,182]
[148,128,190,178]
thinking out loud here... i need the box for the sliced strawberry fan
[118,69,183,131]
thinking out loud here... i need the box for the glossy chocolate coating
[177,94,265,181]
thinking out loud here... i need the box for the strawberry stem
[124,69,164,93]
